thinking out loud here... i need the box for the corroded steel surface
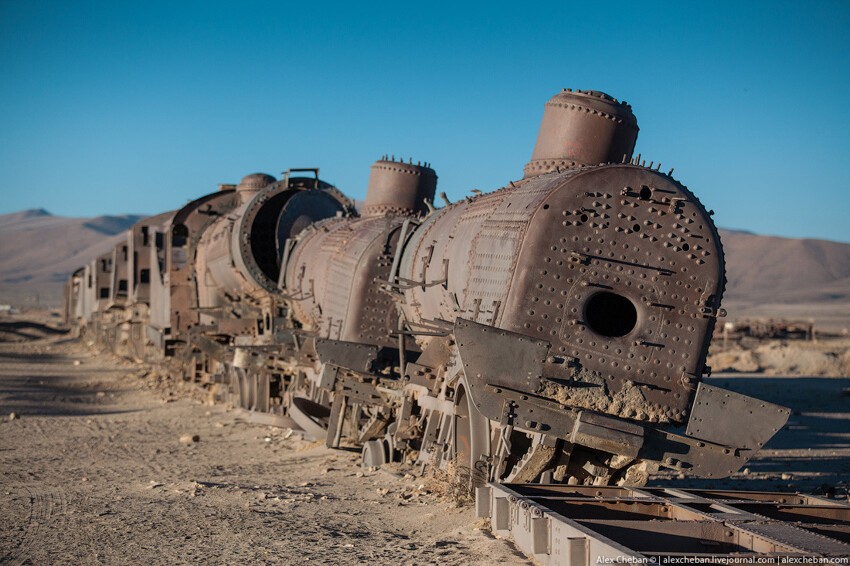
[362,157,436,216]
[524,89,639,177]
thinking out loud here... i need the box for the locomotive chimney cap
[523,88,639,178]
[237,173,276,192]
[560,88,631,108]
[362,158,437,216]
[371,158,436,178]
[546,89,637,124]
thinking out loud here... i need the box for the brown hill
[0,211,847,330]
[0,209,143,307]
[720,229,850,304]
[718,229,850,332]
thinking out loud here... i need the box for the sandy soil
[651,372,850,498]
[0,321,530,565]
[3,316,848,565]
[657,318,850,497]
[708,336,850,377]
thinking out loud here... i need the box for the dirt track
[0,324,530,565]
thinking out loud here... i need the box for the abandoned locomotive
[65,89,789,487]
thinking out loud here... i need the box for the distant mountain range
[1,209,848,330]
[718,229,850,331]
[0,209,143,306]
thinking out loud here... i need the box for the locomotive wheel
[178,354,197,382]
[289,397,330,441]
[240,369,256,410]
[228,366,244,408]
[245,369,257,411]
[237,370,270,413]
[255,373,270,413]
[361,439,389,469]
[453,377,491,487]
[228,366,255,410]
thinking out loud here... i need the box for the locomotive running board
[454,318,791,479]
[476,483,850,564]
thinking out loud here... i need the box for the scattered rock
[73,360,81,366]
[8,412,17,421]
[180,434,200,445]
[781,473,793,480]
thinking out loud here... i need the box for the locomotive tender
[66,89,789,487]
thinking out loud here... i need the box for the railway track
[476,483,850,564]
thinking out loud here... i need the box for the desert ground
[0,314,531,565]
[1,312,848,565]
[649,335,850,497]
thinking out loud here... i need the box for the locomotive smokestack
[362,158,437,216]
[236,173,276,202]
[524,89,639,178]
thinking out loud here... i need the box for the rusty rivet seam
[372,164,434,176]
[361,205,418,216]
[523,160,593,177]
[544,101,639,129]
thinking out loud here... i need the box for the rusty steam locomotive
[65,89,789,487]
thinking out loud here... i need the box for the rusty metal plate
[454,318,550,421]
[570,411,644,459]
[685,382,790,452]
[314,338,378,373]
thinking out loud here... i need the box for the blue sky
[1,1,848,242]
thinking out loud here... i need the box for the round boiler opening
[584,291,638,338]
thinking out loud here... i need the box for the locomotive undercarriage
[142,310,789,492]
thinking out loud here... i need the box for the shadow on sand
[0,321,68,342]
[654,374,850,494]
[0,343,142,418]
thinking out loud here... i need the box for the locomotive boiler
[67,89,790,488]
